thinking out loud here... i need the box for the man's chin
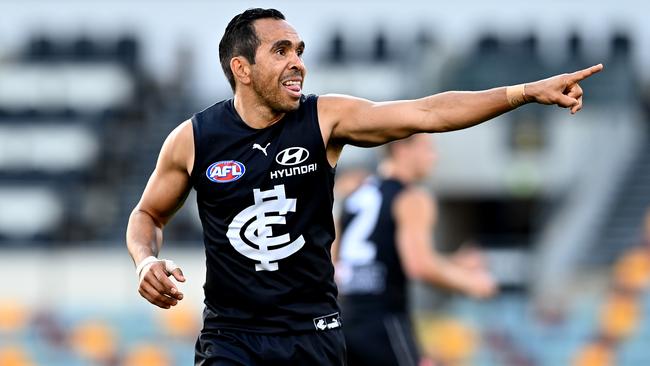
[266,93,301,113]
[280,99,301,112]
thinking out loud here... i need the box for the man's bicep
[320,94,427,147]
[137,166,191,226]
[135,123,193,226]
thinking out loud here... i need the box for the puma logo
[252,142,270,156]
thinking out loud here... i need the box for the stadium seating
[0,302,198,366]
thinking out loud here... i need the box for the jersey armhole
[189,115,201,187]
[307,94,336,172]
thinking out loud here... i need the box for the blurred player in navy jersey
[125,7,602,366]
[335,134,496,366]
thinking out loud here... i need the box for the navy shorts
[344,313,420,366]
[194,328,347,366]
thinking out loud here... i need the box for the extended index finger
[569,63,604,82]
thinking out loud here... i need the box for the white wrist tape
[136,256,160,278]
[136,256,180,279]
[506,84,529,107]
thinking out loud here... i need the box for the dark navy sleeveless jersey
[337,177,408,316]
[190,94,340,333]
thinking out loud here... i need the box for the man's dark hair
[219,8,286,91]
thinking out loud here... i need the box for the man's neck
[233,93,285,129]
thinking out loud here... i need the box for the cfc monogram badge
[226,185,305,271]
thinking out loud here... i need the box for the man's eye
[276,49,285,56]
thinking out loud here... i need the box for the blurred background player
[334,134,497,366]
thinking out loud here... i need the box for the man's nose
[289,52,305,71]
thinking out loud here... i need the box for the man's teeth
[283,81,301,86]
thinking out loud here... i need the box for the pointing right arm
[126,120,194,308]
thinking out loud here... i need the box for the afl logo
[275,147,309,166]
[206,160,246,183]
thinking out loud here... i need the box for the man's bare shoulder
[170,120,193,143]
[160,120,194,174]
[394,186,436,226]
[317,94,373,144]
[398,186,433,204]
[317,94,369,116]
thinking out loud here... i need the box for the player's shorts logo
[275,147,309,166]
[206,160,246,183]
[226,185,305,271]
[313,312,341,331]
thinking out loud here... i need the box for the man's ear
[231,56,252,86]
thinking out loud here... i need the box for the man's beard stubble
[251,71,301,113]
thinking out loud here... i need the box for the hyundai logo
[275,147,309,166]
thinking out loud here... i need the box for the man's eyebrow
[270,40,306,50]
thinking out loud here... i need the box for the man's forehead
[254,18,302,45]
